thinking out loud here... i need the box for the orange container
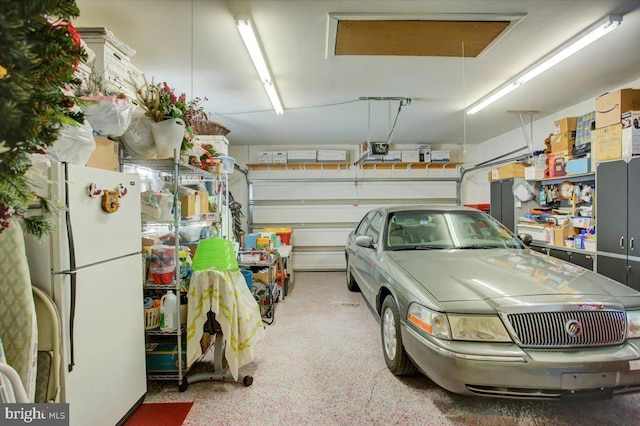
[263,228,293,245]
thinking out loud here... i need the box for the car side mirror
[355,235,374,248]
[519,233,533,246]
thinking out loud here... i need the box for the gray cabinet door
[597,255,628,285]
[501,179,515,232]
[490,180,502,223]
[596,160,627,257]
[628,259,640,291]
[628,158,640,266]
[569,252,594,270]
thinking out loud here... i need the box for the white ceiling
[73,0,640,146]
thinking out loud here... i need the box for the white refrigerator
[24,160,146,426]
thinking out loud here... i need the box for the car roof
[381,205,480,215]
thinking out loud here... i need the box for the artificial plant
[0,0,86,237]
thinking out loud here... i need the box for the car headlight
[627,310,640,338]
[407,303,451,340]
[448,314,512,342]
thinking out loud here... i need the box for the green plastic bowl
[192,238,239,271]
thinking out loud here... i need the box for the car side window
[355,212,375,236]
[365,212,384,243]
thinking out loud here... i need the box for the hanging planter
[151,118,185,159]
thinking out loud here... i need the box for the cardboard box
[595,89,640,129]
[86,136,119,171]
[195,190,209,214]
[145,343,186,372]
[317,150,348,162]
[401,150,420,162]
[594,124,622,162]
[497,163,526,179]
[576,111,596,145]
[554,117,577,134]
[553,227,578,247]
[622,111,640,158]
[550,131,576,153]
[565,157,591,175]
[179,194,197,218]
[287,150,316,163]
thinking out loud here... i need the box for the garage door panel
[252,204,380,224]
[291,228,352,247]
[252,181,456,201]
[293,251,346,271]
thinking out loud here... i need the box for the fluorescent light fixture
[236,16,284,115]
[466,14,622,115]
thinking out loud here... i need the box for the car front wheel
[345,258,360,292]
[381,295,417,376]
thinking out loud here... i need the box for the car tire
[381,295,417,376]
[346,258,360,292]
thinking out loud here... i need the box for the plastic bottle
[160,290,178,332]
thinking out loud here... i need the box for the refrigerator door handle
[63,162,77,372]
[55,270,77,372]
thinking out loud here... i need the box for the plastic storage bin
[240,269,253,291]
[217,156,235,174]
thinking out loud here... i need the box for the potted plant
[133,78,190,158]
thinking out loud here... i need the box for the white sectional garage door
[248,167,459,271]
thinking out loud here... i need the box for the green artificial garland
[0,0,86,237]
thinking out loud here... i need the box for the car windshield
[385,210,525,250]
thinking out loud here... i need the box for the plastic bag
[141,190,174,220]
[47,121,96,165]
[81,96,134,137]
[121,107,156,159]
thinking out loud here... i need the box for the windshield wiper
[390,246,443,251]
[456,244,501,249]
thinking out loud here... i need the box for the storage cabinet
[596,157,640,290]
[490,178,533,232]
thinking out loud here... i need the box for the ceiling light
[236,16,284,115]
[466,14,622,116]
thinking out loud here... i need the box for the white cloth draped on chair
[186,269,265,380]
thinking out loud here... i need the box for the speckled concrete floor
[144,272,640,425]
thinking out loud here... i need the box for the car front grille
[506,310,627,348]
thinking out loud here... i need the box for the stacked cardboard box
[594,89,640,162]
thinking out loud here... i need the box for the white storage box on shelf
[258,152,273,163]
[77,27,145,99]
[430,150,450,162]
[401,150,420,162]
[195,135,229,156]
[524,165,546,180]
[272,151,287,164]
[287,150,316,163]
[317,150,348,162]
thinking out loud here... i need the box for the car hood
[386,249,640,306]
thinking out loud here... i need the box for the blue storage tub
[240,269,253,291]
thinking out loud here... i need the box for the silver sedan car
[345,205,640,399]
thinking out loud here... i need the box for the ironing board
[0,219,38,402]
[184,269,265,389]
